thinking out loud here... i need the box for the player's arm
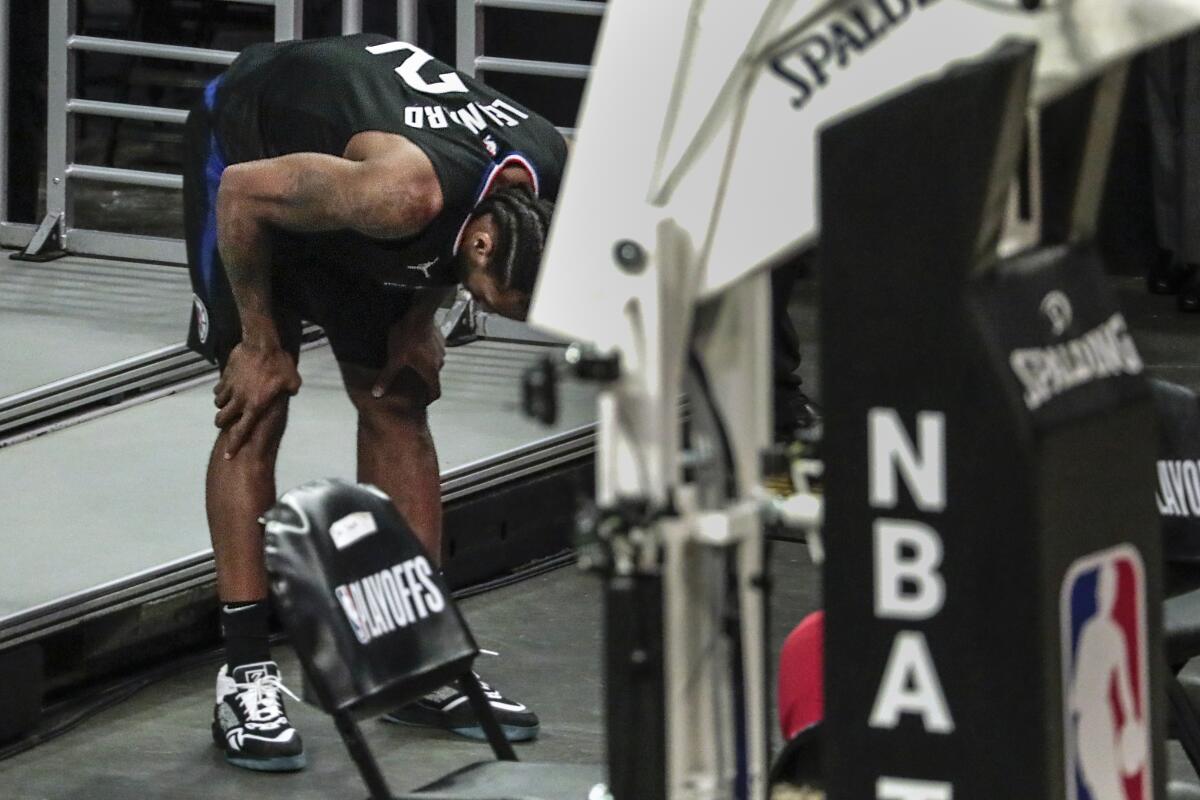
[212,141,442,457]
[372,287,454,400]
[215,146,442,348]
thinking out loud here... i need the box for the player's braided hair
[471,183,554,295]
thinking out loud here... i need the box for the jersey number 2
[365,41,468,95]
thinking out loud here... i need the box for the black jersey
[210,33,568,288]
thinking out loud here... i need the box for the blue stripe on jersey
[505,150,540,197]
[471,150,541,202]
[199,77,226,295]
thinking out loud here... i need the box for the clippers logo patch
[193,295,210,344]
[1061,545,1150,800]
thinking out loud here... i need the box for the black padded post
[1163,586,1200,776]
[820,42,1163,799]
[605,573,666,800]
[1168,672,1200,778]
[0,644,42,745]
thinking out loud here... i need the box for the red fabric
[778,610,825,740]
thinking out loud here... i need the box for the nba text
[334,555,447,645]
[1156,458,1200,517]
[869,408,953,799]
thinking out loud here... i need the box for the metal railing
[1,0,419,264]
[456,0,605,136]
[27,0,301,263]
[342,1,419,41]
[0,0,594,263]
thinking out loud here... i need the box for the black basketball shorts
[183,76,415,371]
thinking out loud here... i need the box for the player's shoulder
[258,33,394,74]
[345,130,440,185]
[346,131,445,230]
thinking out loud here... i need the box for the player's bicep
[218,153,362,233]
[348,162,443,239]
[220,148,442,239]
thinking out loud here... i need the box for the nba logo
[1061,544,1151,800]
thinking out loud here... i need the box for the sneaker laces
[471,671,503,701]
[234,673,300,724]
[473,651,503,700]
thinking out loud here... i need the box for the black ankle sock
[221,600,272,671]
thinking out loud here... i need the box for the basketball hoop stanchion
[528,2,1200,799]
[819,43,1163,799]
[558,231,775,800]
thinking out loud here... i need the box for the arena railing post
[43,0,72,251]
[456,0,478,77]
[398,0,418,44]
[274,0,302,42]
[342,0,362,35]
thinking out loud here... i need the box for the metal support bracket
[11,213,66,262]
[440,291,480,347]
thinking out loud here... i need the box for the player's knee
[353,385,429,430]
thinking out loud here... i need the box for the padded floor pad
[1166,589,1200,666]
[1169,780,1200,800]
[397,761,606,799]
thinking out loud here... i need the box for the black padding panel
[264,478,477,720]
[0,644,42,744]
[819,38,1164,800]
[1168,780,1200,800]
[1165,590,1200,666]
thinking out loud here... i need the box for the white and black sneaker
[382,671,540,742]
[211,661,306,772]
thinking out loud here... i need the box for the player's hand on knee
[372,319,445,404]
[214,342,301,458]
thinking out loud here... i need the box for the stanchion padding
[263,478,477,721]
[1152,379,1200,565]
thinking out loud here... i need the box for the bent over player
[183,34,567,771]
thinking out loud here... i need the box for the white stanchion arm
[532,0,1200,354]
[773,493,823,533]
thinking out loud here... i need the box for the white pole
[343,0,363,34]
[398,0,418,43]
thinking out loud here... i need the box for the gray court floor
[0,339,596,620]
[3,261,1200,795]
[0,542,820,800]
[0,256,191,397]
[1113,275,1200,390]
